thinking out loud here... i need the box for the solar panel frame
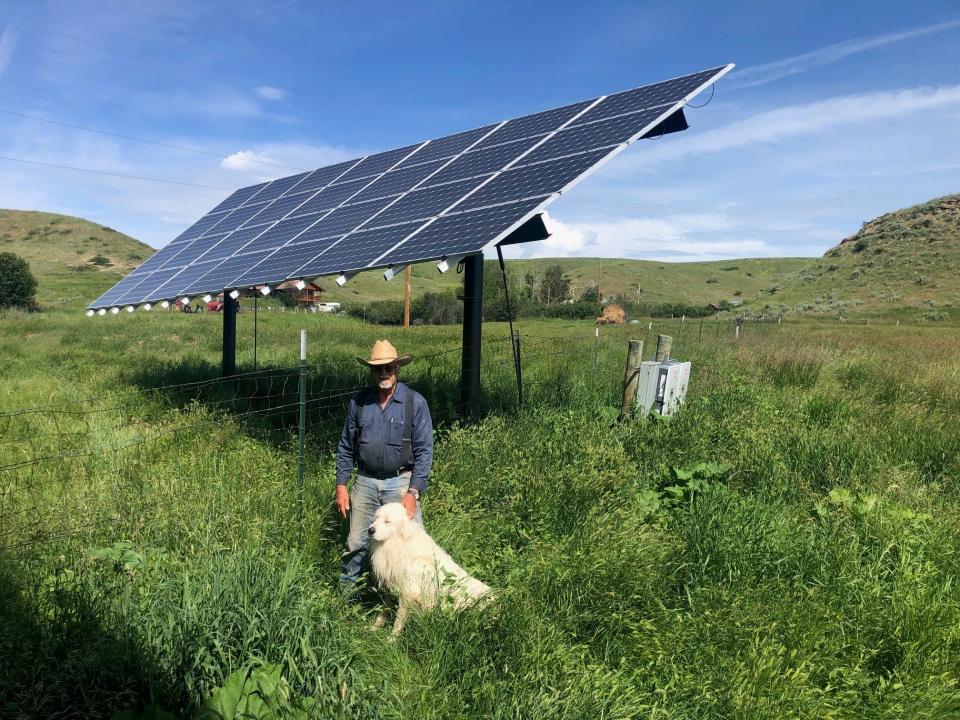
[90,64,734,309]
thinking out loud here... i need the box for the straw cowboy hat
[356,339,413,368]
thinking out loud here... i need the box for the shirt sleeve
[335,395,360,486]
[409,393,434,493]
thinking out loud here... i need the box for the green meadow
[2,307,959,718]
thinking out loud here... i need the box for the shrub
[0,252,37,309]
[88,254,113,267]
[412,291,462,325]
[853,238,868,253]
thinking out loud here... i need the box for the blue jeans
[339,472,423,590]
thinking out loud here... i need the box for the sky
[0,0,958,263]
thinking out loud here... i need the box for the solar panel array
[90,64,732,310]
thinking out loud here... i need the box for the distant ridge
[3,193,956,317]
[750,193,960,318]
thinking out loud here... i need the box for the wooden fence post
[655,334,672,362]
[619,339,644,420]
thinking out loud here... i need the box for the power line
[0,154,234,191]
[0,109,308,173]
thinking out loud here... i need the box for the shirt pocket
[386,417,405,447]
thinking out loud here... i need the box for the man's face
[371,362,398,391]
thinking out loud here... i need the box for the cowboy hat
[356,339,413,368]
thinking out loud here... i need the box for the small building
[276,280,325,308]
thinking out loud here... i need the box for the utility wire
[0,155,234,191]
[0,109,308,173]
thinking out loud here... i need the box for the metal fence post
[297,329,307,526]
[512,330,523,407]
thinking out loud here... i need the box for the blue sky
[1,0,958,262]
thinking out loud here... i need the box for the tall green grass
[2,311,960,718]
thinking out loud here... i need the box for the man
[336,339,434,592]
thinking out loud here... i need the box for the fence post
[297,330,307,527]
[593,326,600,369]
[655,334,672,362]
[512,330,523,407]
[620,339,644,420]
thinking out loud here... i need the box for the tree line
[344,261,717,325]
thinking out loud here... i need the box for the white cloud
[0,23,18,77]
[221,149,275,171]
[256,85,287,101]
[729,19,960,89]
[624,84,960,169]
[500,214,771,262]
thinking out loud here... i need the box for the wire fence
[0,317,765,554]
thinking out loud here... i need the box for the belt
[357,465,412,481]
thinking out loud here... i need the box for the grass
[2,308,960,718]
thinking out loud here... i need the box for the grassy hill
[0,208,807,311]
[4,191,957,318]
[0,209,153,309]
[746,193,960,319]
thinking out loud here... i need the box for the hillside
[747,193,960,319]
[0,209,153,309]
[7,193,957,317]
[0,209,807,311]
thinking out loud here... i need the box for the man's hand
[336,485,350,517]
[402,492,417,519]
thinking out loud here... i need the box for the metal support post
[460,255,483,417]
[222,291,237,377]
[297,329,307,526]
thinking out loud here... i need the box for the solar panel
[89,64,732,309]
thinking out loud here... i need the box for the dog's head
[368,502,413,542]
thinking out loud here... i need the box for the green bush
[412,291,462,325]
[0,252,38,309]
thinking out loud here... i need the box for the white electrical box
[635,360,691,416]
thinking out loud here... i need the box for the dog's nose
[367,526,376,536]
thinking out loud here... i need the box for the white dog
[367,502,491,635]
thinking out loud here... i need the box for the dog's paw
[371,608,390,629]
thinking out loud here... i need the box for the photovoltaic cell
[241,190,316,227]
[370,177,490,227]
[128,243,188,274]
[473,100,594,148]
[127,267,190,304]
[243,172,311,205]
[228,238,339,288]
[90,64,731,308]
[396,125,497,167]
[203,225,270,260]
[335,144,423,182]
[283,160,359,195]
[460,149,608,210]
[155,258,222,298]
[290,179,368,215]
[294,222,422,277]
[302,197,394,238]
[425,135,544,186]
[179,251,273,296]
[174,211,229,242]
[240,215,322,255]
[349,160,446,203]
[519,107,665,166]
[207,202,271,235]
[378,198,546,267]
[159,233,230,269]
[208,183,268,214]
[89,270,153,307]
[576,66,725,124]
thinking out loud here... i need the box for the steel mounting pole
[222,290,237,377]
[460,255,483,417]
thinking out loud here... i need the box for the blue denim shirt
[336,382,434,493]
